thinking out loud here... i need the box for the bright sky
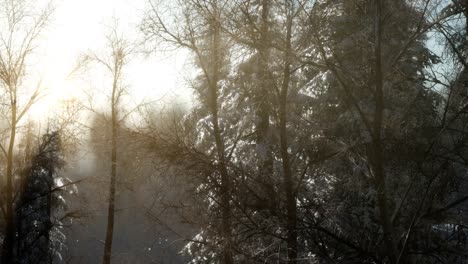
[29,0,192,120]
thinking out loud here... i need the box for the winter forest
[1,0,468,263]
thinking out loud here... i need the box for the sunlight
[0,0,467,263]
[27,0,190,122]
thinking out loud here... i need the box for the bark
[256,0,275,210]
[373,0,398,262]
[2,90,17,264]
[45,177,52,263]
[102,62,120,264]
[209,11,233,264]
[280,2,297,262]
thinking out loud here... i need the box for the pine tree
[302,0,468,262]
[14,131,68,264]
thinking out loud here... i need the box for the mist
[1,0,468,264]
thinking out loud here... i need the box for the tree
[277,1,298,261]
[142,1,324,262]
[301,0,468,262]
[140,0,468,263]
[0,0,53,262]
[82,26,134,264]
[226,1,313,261]
[142,1,236,262]
[14,130,67,264]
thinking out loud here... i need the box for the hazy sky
[29,0,191,119]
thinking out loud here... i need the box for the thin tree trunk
[209,12,233,264]
[256,0,275,208]
[103,70,119,264]
[46,173,52,263]
[373,0,397,262]
[280,2,297,262]
[2,89,17,264]
[256,0,271,160]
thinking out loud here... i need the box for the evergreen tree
[14,131,69,264]
[302,0,468,262]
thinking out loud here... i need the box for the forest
[0,0,468,263]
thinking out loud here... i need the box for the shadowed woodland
[1,0,468,263]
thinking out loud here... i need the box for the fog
[2,0,468,264]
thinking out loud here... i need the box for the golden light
[26,0,190,122]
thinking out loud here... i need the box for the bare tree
[0,0,53,262]
[82,26,134,264]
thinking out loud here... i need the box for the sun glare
[26,0,190,122]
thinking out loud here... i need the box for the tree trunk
[280,3,297,263]
[209,12,233,264]
[373,0,397,262]
[2,92,17,264]
[45,172,53,263]
[256,0,275,209]
[102,72,119,264]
